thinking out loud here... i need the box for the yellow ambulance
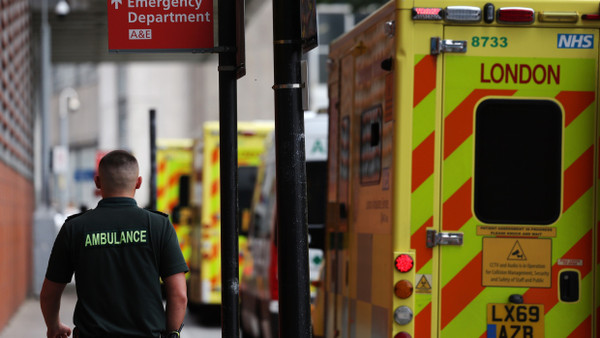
[188,121,274,311]
[156,139,194,268]
[318,1,599,337]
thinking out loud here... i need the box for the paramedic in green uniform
[40,150,188,338]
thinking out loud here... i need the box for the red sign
[107,0,214,52]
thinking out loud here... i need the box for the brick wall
[0,0,34,331]
[0,162,33,329]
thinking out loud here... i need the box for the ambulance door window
[359,105,382,185]
[339,115,350,216]
[307,160,327,250]
[239,166,258,236]
[474,99,562,225]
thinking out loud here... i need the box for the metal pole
[33,0,56,297]
[218,0,239,336]
[58,92,68,213]
[41,0,51,207]
[272,0,311,336]
[149,109,157,211]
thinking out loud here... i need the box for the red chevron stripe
[563,146,594,212]
[415,302,431,337]
[442,178,472,231]
[157,186,165,198]
[523,230,593,312]
[555,91,595,127]
[211,180,219,196]
[168,172,181,188]
[158,160,166,173]
[444,89,517,159]
[212,147,219,164]
[441,252,484,330]
[414,55,436,107]
[412,216,433,272]
[412,132,435,192]
[567,315,591,338]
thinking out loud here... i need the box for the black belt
[73,327,159,338]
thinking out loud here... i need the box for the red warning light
[497,7,535,24]
[394,254,414,272]
[582,14,600,20]
[394,332,412,338]
[412,7,443,20]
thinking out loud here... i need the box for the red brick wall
[0,162,33,330]
[0,0,34,330]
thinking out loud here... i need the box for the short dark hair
[98,150,139,193]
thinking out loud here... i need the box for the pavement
[0,284,221,338]
[0,284,77,338]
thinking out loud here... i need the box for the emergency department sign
[107,0,214,52]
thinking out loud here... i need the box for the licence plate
[486,303,544,338]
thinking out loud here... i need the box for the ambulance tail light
[582,13,600,20]
[497,7,535,24]
[445,6,482,22]
[394,279,413,299]
[394,332,412,338]
[310,279,322,288]
[269,240,279,301]
[412,7,444,21]
[393,252,415,335]
[395,254,414,272]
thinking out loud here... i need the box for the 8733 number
[472,36,508,48]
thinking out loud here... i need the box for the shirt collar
[97,197,138,207]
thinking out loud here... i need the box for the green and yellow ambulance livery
[156,139,194,268]
[188,121,274,307]
[318,1,600,337]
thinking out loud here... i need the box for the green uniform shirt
[46,197,189,337]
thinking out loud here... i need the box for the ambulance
[156,138,194,268]
[318,1,599,337]
[240,112,328,338]
[188,121,274,311]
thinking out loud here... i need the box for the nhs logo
[557,34,594,49]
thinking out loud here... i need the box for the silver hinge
[426,229,464,248]
[430,37,468,55]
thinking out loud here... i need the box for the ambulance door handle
[426,229,463,248]
[430,37,468,55]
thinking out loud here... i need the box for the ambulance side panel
[324,4,396,337]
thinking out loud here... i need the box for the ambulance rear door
[436,25,597,337]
